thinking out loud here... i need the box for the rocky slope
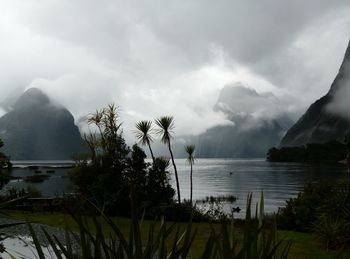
[280,40,350,147]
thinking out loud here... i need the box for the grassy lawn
[2,210,350,258]
[278,231,350,259]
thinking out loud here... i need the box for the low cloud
[0,1,350,142]
[327,59,350,119]
[0,108,6,118]
[215,83,285,119]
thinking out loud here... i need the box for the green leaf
[27,223,46,259]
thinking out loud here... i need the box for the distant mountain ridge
[280,40,350,147]
[152,83,293,158]
[0,88,84,160]
[194,84,293,157]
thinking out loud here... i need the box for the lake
[174,159,348,216]
[3,159,348,217]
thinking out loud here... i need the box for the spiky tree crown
[185,144,195,164]
[135,120,153,145]
[155,116,175,145]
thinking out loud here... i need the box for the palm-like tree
[185,144,195,206]
[83,133,99,164]
[88,109,104,132]
[88,109,106,151]
[155,116,181,203]
[135,120,155,163]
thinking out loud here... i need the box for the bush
[314,179,350,249]
[277,182,333,232]
[278,179,350,249]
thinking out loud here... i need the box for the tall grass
[28,193,291,258]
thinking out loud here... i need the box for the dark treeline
[267,141,348,163]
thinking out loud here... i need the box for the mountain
[194,85,292,157]
[280,40,350,147]
[193,119,285,158]
[152,84,293,158]
[0,88,84,160]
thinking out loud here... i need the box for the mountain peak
[280,40,350,147]
[328,39,350,95]
[0,87,84,159]
[343,39,350,62]
[15,88,50,109]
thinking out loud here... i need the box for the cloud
[0,0,350,142]
[326,57,350,119]
[0,108,6,118]
[215,83,283,118]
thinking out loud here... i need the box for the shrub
[314,179,350,249]
[278,179,350,249]
[277,181,333,232]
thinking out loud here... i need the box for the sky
[0,0,350,142]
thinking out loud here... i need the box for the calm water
[2,160,75,198]
[174,159,348,216]
[3,159,348,216]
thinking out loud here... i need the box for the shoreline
[11,160,75,169]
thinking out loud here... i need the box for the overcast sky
[0,0,350,141]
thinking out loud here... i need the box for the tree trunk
[168,143,181,203]
[190,162,193,206]
[147,139,155,164]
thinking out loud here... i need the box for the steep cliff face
[0,88,84,160]
[281,40,350,147]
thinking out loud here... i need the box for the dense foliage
[277,182,333,232]
[267,141,347,163]
[0,138,11,189]
[278,179,350,249]
[69,105,175,216]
